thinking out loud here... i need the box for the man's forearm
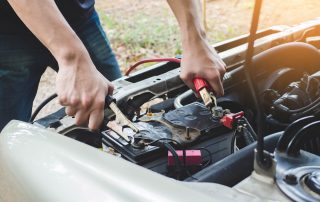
[7,0,88,65]
[167,0,226,96]
[167,0,206,50]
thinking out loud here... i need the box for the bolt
[284,174,298,185]
[185,127,191,140]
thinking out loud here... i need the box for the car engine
[34,23,320,178]
[2,12,320,202]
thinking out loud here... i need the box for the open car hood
[0,121,259,202]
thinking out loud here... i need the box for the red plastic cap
[168,150,202,166]
[220,111,245,129]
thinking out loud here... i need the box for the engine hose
[293,101,320,117]
[286,120,320,156]
[274,96,320,115]
[174,89,194,109]
[252,42,320,75]
[276,116,317,152]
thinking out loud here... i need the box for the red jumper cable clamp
[220,111,245,129]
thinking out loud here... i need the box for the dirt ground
[33,0,320,119]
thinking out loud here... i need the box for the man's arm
[7,0,113,130]
[167,0,226,96]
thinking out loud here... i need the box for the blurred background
[33,0,320,118]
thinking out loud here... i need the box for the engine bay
[31,18,320,201]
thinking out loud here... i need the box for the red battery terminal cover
[220,111,245,129]
[193,77,210,92]
[168,150,202,166]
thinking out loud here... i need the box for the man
[0,0,226,131]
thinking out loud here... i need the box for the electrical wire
[231,130,238,153]
[243,0,271,168]
[125,58,181,76]
[29,93,58,123]
[164,142,183,179]
[292,101,320,120]
[276,96,320,114]
[199,147,212,168]
[147,137,213,179]
[286,120,320,156]
[243,117,257,140]
[273,74,320,116]
[147,138,182,147]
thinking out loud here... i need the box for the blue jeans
[0,11,122,130]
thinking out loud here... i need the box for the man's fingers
[185,80,196,93]
[108,82,115,95]
[74,110,90,127]
[88,109,104,131]
[58,94,68,106]
[204,69,224,96]
[63,91,106,129]
[180,71,196,92]
[87,96,105,130]
[208,76,224,97]
[65,106,77,117]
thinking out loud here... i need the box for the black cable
[183,149,187,168]
[243,117,257,140]
[286,120,320,156]
[276,116,317,152]
[147,138,182,147]
[29,93,58,123]
[164,142,183,179]
[276,97,320,114]
[199,147,212,168]
[230,131,237,153]
[295,101,320,117]
[273,75,320,115]
[243,0,271,169]
[242,127,256,145]
[148,138,213,179]
[183,147,212,180]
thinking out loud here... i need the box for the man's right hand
[56,51,114,130]
[167,0,226,96]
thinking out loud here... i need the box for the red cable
[125,58,181,76]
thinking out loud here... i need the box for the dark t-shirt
[0,0,95,33]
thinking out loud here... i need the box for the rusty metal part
[106,120,130,142]
[108,102,140,133]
